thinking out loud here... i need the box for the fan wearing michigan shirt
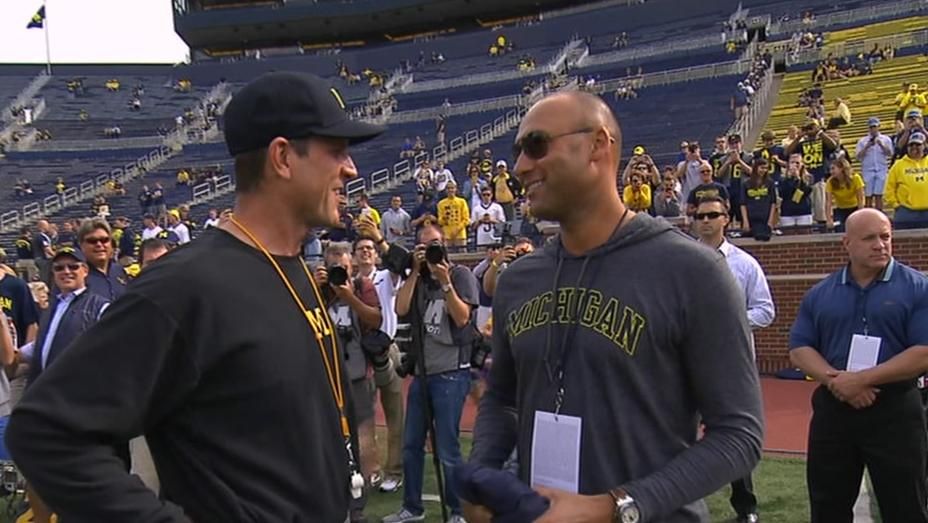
[884,131,928,229]
[438,181,470,248]
[467,91,762,523]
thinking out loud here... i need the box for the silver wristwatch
[609,489,640,523]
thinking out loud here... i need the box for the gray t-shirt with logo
[419,265,479,375]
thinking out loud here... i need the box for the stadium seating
[0,76,28,113]
[823,15,928,46]
[760,53,928,152]
[36,75,208,141]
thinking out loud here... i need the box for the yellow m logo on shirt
[306,307,333,337]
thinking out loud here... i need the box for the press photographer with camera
[481,236,535,298]
[316,242,383,523]
[382,224,479,523]
[351,230,407,494]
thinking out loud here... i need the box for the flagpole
[43,2,51,75]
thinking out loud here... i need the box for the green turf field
[365,436,811,523]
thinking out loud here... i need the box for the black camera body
[425,241,447,265]
[328,265,350,286]
[469,334,492,369]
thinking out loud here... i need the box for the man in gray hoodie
[467,91,764,523]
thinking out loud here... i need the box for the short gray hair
[77,217,112,244]
[324,241,352,260]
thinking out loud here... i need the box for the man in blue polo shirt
[789,208,928,523]
[77,218,127,302]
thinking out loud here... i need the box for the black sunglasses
[695,211,726,221]
[52,263,82,272]
[512,128,593,160]
[83,236,111,245]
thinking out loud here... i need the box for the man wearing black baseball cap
[8,72,386,522]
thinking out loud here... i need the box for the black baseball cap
[223,71,387,156]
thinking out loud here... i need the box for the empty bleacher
[760,53,928,152]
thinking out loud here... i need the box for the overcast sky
[0,0,190,64]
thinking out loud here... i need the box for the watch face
[621,505,640,523]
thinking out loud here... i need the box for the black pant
[807,383,928,523]
[730,474,757,516]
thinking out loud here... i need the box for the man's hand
[411,244,426,273]
[314,266,328,286]
[534,487,614,523]
[356,215,380,241]
[429,260,452,286]
[462,501,493,523]
[493,246,516,266]
[826,370,880,407]
[329,274,354,301]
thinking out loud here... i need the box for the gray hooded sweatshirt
[470,213,764,522]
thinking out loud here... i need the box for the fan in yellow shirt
[356,193,381,226]
[824,158,864,230]
[884,132,928,227]
[437,182,470,247]
[622,173,652,212]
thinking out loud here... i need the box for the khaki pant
[377,345,405,477]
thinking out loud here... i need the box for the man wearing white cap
[885,131,928,229]
[855,117,894,210]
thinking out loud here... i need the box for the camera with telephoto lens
[361,329,396,387]
[394,322,418,378]
[327,265,349,286]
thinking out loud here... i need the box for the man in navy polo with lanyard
[789,208,928,523]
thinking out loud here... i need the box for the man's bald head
[844,208,891,236]
[526,91,622,163]
[843,208,892,275]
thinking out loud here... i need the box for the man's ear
[267,137,293,182]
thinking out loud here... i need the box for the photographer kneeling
[316,242,383,523]
[382,225,479,523]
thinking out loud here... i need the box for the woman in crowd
[824,156,864,232]
[740,158,777,241]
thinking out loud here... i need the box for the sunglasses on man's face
[53,263,82,273]
[695,211,726,221]
[83,236,111,245]
[512,128,593,161]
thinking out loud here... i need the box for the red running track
[376,376,817,455]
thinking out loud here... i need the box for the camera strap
[229,216,362,494]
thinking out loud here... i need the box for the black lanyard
[543,208,629,415]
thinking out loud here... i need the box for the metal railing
[342,107,525,199]
[0,144,176,233]
[401,38,579,94]
[769,0,928,36]
[387,94,524,123]
[593,59,748,95]
[580,32,722,68]
[24,135,167,152]
[784,27,928,66]
[727,62,775,141]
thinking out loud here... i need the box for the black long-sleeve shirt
[7,228,351,522]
